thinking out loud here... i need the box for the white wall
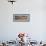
[0,0,46,41]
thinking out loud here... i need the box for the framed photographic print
[13,14,30,22]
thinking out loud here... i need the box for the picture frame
[13,14,30,22]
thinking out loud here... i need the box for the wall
[0,0,46,41]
